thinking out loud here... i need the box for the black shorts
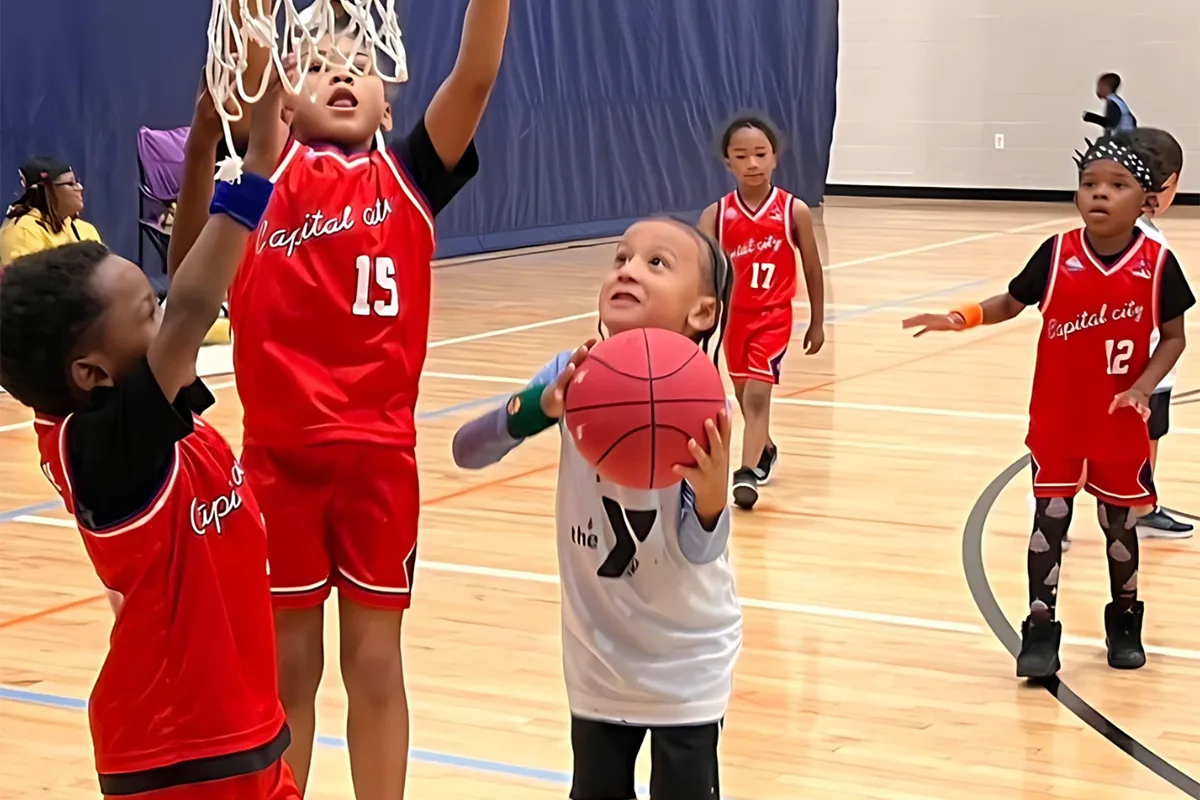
[569,716,722,800]
[1149,389,1171,441]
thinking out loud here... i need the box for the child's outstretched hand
[243,54,298,177]
[1110,387,1152,421]
[673,410,732,527]
[902,312,967,337]
[541,340,597,418]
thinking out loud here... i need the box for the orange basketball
[563,328,726,489]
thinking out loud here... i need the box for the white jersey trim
[1039,234,1064,312]
[337,565,412,595]
[1150,243,1168,332]
[56,416,181,538]
[376,132,436,244]
[714,197,726,247]
[1080,231,1146,277]
[270,140,303,184]
[732,186,778,222]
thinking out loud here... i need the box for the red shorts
[723,305,792,384]
[242,443,419,610]
[106,761,300,800]
[1030,450,1156,506]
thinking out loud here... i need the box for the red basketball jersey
[716,187,800,311]
[1027,229,1167,457]
[34,414,286,779]
[230,139,437,448]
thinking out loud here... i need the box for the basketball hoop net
[205,0,408,181]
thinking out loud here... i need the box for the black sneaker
[1105,600,1147,670]
[1136,507,1194,540]
[755,444,778,486]
[1016,615,1062,679]
[732,467,759,510]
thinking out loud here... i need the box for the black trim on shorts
[97,722,290,796]
[1148,389,1171,441]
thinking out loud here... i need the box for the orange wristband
[951,303,984,329]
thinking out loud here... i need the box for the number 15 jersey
[230,123,477,448]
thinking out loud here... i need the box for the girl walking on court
[699,115,826,510]
[453,218,742,800]
[902,135,1194,678]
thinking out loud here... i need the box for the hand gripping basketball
[541,341,596,419]
[563,329,728,490]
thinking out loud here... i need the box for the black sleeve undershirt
[390,118,480,217]
[1006,234,1195,323]
[1083,99,1122,130]
[67,359,214,530]
[1006,236,1056,306]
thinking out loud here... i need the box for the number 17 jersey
[717,186,799,312]
[230,128,473,449]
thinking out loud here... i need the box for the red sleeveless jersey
[1027,229,1167,457]
[230,139,436,448]
[34,414,286,780]
[715,187,800,311]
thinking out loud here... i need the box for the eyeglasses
[52,178,82,189]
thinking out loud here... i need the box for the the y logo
[597,497,656,578]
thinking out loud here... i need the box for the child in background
[166,4,509,796]
[699,114,825,510]
[903,134,1194,678]
[1126,127,1192,538]
[453,218,742,800]
[1084,72,1136,136]
[0,68,296,799]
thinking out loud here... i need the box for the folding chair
[136,126,189,298]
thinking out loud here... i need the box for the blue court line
[0,500,62,523]
[794,276,993,331]
[415,392,509,421]
[1,686,667,792]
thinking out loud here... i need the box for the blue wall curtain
[0,0,838,261]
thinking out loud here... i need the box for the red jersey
[35,409,287,791]
[230,139,436,448]
[1027,229,1167,457]
[716,187,800,312]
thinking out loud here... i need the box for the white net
[205,0,408,180]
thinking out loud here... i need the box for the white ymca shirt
[452,349,743,726]
[1137,216,1177,392]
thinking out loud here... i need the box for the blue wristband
[209,172,274,230]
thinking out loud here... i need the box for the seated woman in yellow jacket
[0,157,102,267]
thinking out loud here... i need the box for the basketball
[563,328,726,490]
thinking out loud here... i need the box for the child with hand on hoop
[171,1,511,796]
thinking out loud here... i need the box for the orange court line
[0,593,106,631]
[0,463,559,632]
[422,463,556,507]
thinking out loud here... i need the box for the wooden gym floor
[2,197,1199,799]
